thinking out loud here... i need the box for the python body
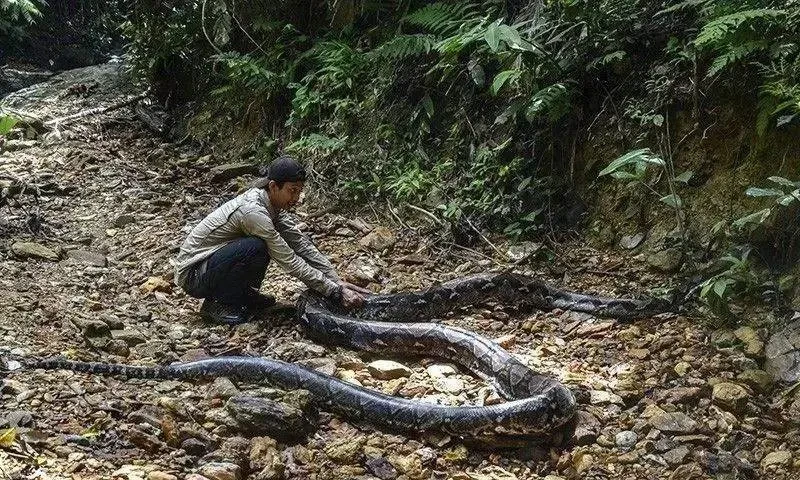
[26,273,670,444]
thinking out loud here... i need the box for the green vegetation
[5,1,799,319]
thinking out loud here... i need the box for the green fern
[0,0,44,23]
[212,52,280,93]
[656,0,713,16]
[707,40,769,76]
[403,1,485,36]
[695,9,786,49]
[287,133,347,155]
[371,34,437,61]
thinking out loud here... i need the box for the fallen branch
[463,215,507,260]
[407,204,443,225]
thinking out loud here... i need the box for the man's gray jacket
[174,188,340,296]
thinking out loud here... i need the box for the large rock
[206,377,241,400]
[10,242,60,261]
[615,430,638,450]
[733,326,764,357]
[646,249,682,273]
[572,410,601,446]
[765,318,800,382]
[72,318,110,337]
[210,163,259,183]
[199,462,241,480]
[712,382,750,412]
[225,395,316,440]
[359,227,396,251]
[648,412,698,433]
[737,369,773,393]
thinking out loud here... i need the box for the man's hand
[339,280,372,295]
[340,287,365,309]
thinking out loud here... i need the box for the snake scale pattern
[26,272,671,445]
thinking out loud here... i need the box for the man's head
[264,155,306,211]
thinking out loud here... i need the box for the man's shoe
[200,298,250,325]
[244,290,276,311]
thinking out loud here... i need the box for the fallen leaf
[0,428,17,448]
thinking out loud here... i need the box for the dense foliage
[4,0,799,317]
[115,1,798,232]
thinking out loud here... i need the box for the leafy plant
[699,248,760,320]
[0,0,43,44]
[0,114,19,136]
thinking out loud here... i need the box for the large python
[20,272,671,445]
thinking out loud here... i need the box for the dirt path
[0,63,797,480]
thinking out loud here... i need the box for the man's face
[269,180,304,211]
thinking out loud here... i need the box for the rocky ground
[1,63,799,480]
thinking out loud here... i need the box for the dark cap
[266,155,306,183]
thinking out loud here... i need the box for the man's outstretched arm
[276,212,368,305]
[242,210,341,298]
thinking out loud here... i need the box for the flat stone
[111,328,147,346]
[674,361,692,376]
[426,364,457,378]
[128,426,164,452]
[761,450,791,467]
[663,445,690,466]
[206,377,240,400]
[139,276,172,294]
[572,410,601,446]
[619,233,644,249]
[199,462,242,480]
[673,435,712,446]
[711,382,749,412]
[506,241,541,261]
[433,377,464,394]
[494,334,516,349]
[657,386,705,405]
[573,451,594,475]
[5,410,33,427]
[148,472,178,480]
[629,348,650,360]
[589,390,623,405]
[182,438,209,456]
[209,162,259,183]
[641,404,666,418]
[368,360,412,380]
[249,436,284,479]
[66,249,108,267]
[11,242,60,261]
[648,412,697,433]
[324,436,365,463]
[225,395,315,440]
[668,463,704,480]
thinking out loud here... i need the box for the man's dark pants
[184,237,269,306]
